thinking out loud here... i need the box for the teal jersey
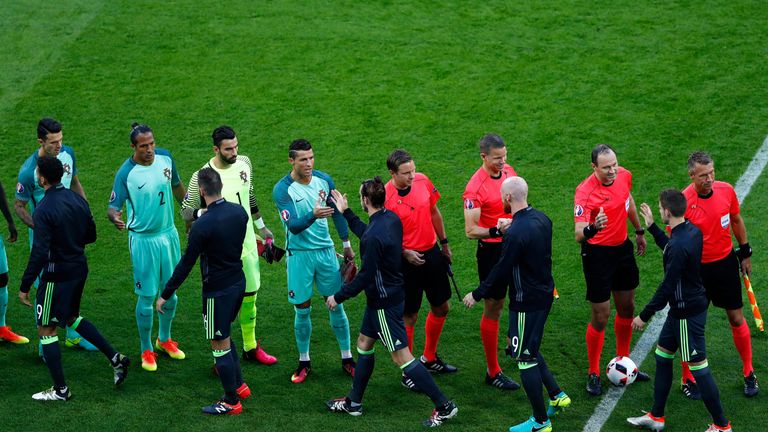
[272,170,349,251]
[16,145,77,212]
[109,148,181,234]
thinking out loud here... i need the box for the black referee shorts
[701,250,743,310]
[581,239,639,303]
[476,240,509,300]
[403,244,451,315]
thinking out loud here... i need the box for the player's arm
[172,181,186,205]
[20,210,53,294]
[70,174,87,201]
[638,244,684,323]
[464,207,501,239]
[731,213,751,275]
[334,237,380,304]
[430,204,451,263]
[161,225,204,299]
[108,168,130,230]
[272,185,317,235]
[331,189,367,238]
[180,171,202,223]
[0,182,17,242]
[627,193,646,256]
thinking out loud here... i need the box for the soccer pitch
[1,1,766,431]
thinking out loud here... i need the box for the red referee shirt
[462,164,517,243]
[385,173,439,251]
[683,181,740,263]
[574,167,633,246]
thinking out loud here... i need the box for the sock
[586,323,605,375]
[157,293,177,342]
[651,350,674,418]
[480,316,501,376]
[691,363,729,427]
[229,339,243,386]
[328,303,351,355]
[423,312,445,362]
[403,358,448,407]
[405,324,415,353]
[294,306,312,358]
[348,348,375,404]
[614,315,633,357]
[730,320,754,376]
[136,296,154,352]
[519,360,547,424]
[681,361,696,383]
[41,335,66,388]
[214,349,238,404]
[239,295,258,351]
[0,286,7,326]
[536,353,562,399]
[70,317,117,360]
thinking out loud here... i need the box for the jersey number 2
[158,191,166,205]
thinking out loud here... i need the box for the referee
[325,178,457,427]
[158,168,250,415]
[464,177,569,432]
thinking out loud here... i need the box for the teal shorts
[242,247,261,295]
[129,228,181,297]
[286,247,341,305]
[0,238,7,275]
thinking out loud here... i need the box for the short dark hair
[212,125,236,148]
[386,149,412,172]
[591,144,615,165]
[37,156,64,185]
[289,139,312,158]
[687,151,713,173]
[361,176,386,208]
[130,122,153,145]
[659,189,687,218]
[478,134,505,154]
[198,167,223,197]
[37,118,62,141]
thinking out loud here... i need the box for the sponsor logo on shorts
[720,214,730,229]
[464,199,474,210]
[16,183,24,194]
[281,210,290,221]
[109,191,116,203]
[574,205,584,217]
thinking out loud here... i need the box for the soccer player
[464,177,570,432]
[14,118,94,350]
[159,168,251,415]
[108,123,187,372]
[574,144,648,396]
[678,151,757,398]
[385,149,456,391]
[324,180,458,427]
[627,190,732,432]
[180,126,276,365]
[18,156,129,401]
[272,139,355,383]
[0,179,25,344]
[462,133,520,390]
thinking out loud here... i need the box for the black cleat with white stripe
[420,355,458,374]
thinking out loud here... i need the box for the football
[606,356,638,387]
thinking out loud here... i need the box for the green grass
[0,1,766,431]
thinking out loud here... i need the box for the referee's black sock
[348,349,375,404]
[691,364,728,427]
[536,353,562,399]
[72,318,117,361]
[651,352,673,418]
[519,361,547,424]
[41,336,67,389]
[403,359,448,407]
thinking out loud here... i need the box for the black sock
[520,361,547,423]
[42,337,66,389]
[228,339,243,386]
[73,319,117,361]
[403,359,448,407]
[691,366,728,427]
[536,353,561,399]
[348,351,374,404]
[214,350,238,404]
[651,353,674,418]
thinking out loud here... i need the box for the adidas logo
[523,349,530,355]
[50,318,59,323]
[691,349,698,356]
[215,330,223,336]
[395,339,402,345]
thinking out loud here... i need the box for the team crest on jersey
[62,163,71,175]
[574,205,584,217]
[240,170,247,183]
[319,190,327,201]
[721,214,730,229]
[464,199,474,210]
[16,183,24,194]
[163,167,172,181]
[109,191,116,203]
[281,209,290,221]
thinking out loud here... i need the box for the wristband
[254,217,266,230]
[737,243,752,260]
[439,238,449,245]
[488,227,502,238]
[342,240,351,249]
[194,209,203,220]
[583,224,598,239]
[635,228,645,235]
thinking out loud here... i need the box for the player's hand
[636,233,647,256]
[326,295,339,311]
[155,297,166,314]
[109,210,126,230]
[343,246,355,262]
[313,196,334,219]
[594,207,608,230]
[639,203,654,228]
[441,243,452,264]
[7,223,17,243]
[497,218,512,234]
[329,190,348,214]
[741,256,752,277]
[403,249,425,266]
[260,227,274,240]
[463,292,477,308]
[19,291,31,307]
[632,316,646,331]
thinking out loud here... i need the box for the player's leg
[582,242,612,395]
[129,235,157,370]
[155,231,185,360]
[395,343,457,427]
[400,259,425,391]
[288,250,314,382]
[586,299,610,395]
[508,309,552,432]
[33,280,71,401]
[476,241,512,386]
[538,353,570,417]
[612,240,639,358]
[727,307,758,396]
[421,247,453,368]
[239,248,276,364]
[685,310,730,429]
[316,248,354,369]
[0,240,29,343]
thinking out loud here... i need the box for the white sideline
[582,135,768,432]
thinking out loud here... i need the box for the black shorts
[360,303,409,353]
[202,279,245,341]
[701,250,743,310]
[507,304,551,362]
[581,239,639,303]
[476,240,509,300]
[658,309,708,363]
[36,274,87,328]
[403,244,451,314]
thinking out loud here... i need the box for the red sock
[423,312,445,362]
[480,316,501,377]
[614,315,633,357]
[586,323,605,375]
[681,362,695,383]
[730,320,754,376]
[405,324,415,354]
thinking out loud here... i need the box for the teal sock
[136,296,154,352]
[158,293,177,342]
[329,303,351,355]
[294,306,312,357]
[0,286,7,327]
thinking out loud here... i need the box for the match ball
[606,356,638,387]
